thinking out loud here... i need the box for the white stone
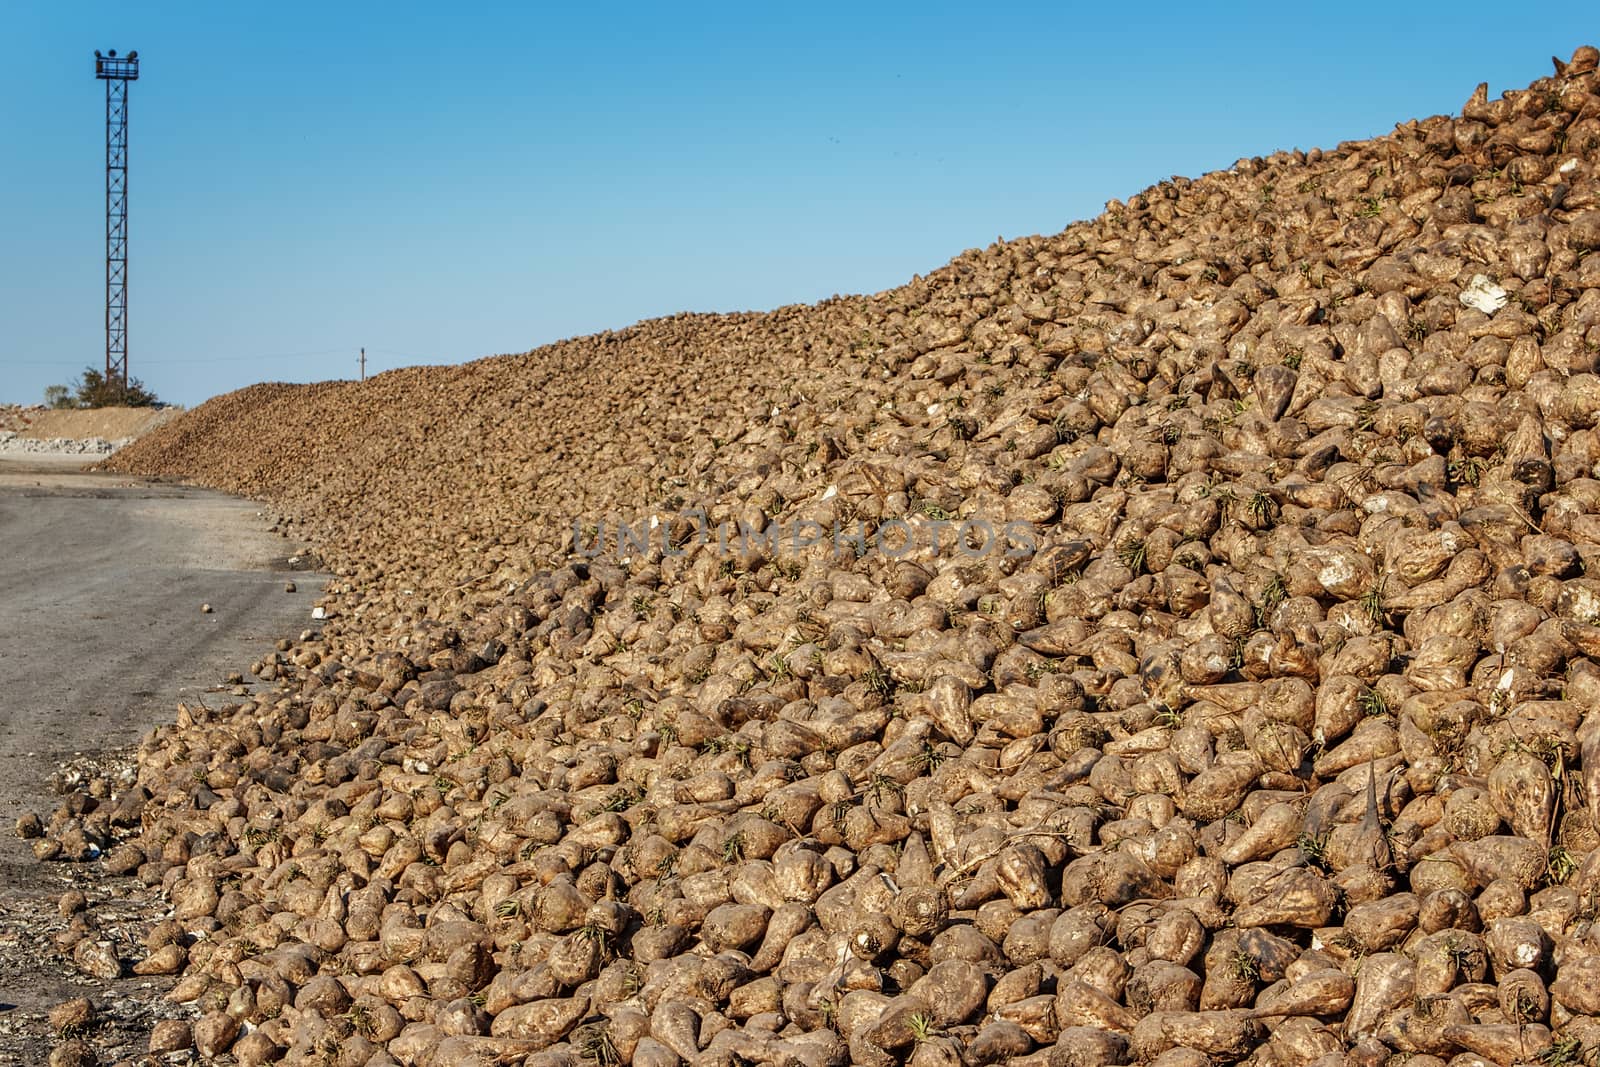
[1459,274,1509,314]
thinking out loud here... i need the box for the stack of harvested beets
[61,44,1600,1067]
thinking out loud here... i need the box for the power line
[4,345,450,369]
[139,348,353,365]
[3,347,350,368]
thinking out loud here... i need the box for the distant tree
[43,384,73,409]
[72,366,160,408]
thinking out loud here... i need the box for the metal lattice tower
[95,49,139,397]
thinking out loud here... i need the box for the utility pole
[360,348,366,381]
[95,49,139,401]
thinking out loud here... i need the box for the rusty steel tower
[95,49,139,398]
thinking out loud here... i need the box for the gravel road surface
[0,454,324,1063]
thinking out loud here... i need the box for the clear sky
[0,3,1594,407]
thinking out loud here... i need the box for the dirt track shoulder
[0,458,323,1064]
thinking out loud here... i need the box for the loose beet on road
[0,455,322,1060]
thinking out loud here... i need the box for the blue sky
[0,3,1594,407]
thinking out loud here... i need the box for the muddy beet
[44,43,1600,1065]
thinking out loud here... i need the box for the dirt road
[0,455,323,1063]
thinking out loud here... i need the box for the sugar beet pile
[70,47,1600,1067]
